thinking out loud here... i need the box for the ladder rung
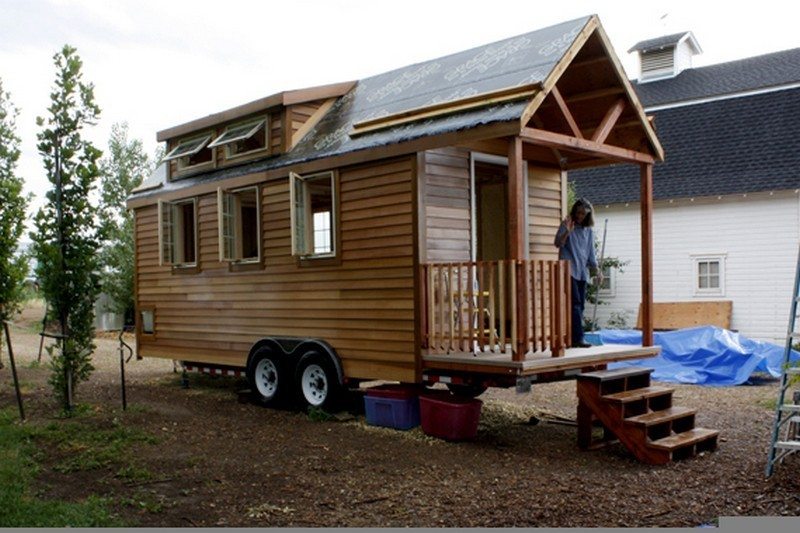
[788,415,800,424]
[789,332,800,340]
[780,404,800,413]
[774,440,800,451]
[786,367,800,375]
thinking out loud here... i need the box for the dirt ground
[1,300,799,527]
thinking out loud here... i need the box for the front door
[474,160,509,262]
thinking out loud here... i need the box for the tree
[0,79,29,362]
[31,45,102,410]
[98,123,152,324]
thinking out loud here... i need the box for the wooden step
[649,428,719,451]
[601,386,674,404]
[578,367,653,382]
[774,440,800,451]
[624,406,696,427]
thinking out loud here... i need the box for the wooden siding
[422,147,472,262]
[528,165,563,260]
[136,156,417,382]
[289,102,323,138]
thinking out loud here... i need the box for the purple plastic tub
[364,395,420,430]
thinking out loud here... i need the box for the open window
[218,186,261,263]
[208,118,267,159]
[158,198,198,268]
[163,134,213,174]
[290,171,336,258]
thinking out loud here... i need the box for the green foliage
[0,409,126,527]
[30,45,103,406]
[98,123,152,323]
[307,406,335,422]
[566,180,577,211]
[0,79,29,323]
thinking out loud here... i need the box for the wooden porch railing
[421,260,572,360]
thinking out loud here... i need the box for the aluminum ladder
[765,244,800,477]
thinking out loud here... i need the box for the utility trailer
[128,15,664,411]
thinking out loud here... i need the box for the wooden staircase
[576,367,719,464]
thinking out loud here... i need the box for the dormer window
[209,118,268,159]
[163,134,213,174]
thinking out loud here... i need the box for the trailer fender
[291,340,345,387]
[246,338,286,369]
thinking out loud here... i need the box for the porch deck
[422,343,660,376]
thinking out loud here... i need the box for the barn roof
[570,87,800,204]
[628,31,697,53]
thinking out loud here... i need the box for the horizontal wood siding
[529,165,563,261]
[290,102,323,136]
[136,156,417,382]
[423,147,472,262]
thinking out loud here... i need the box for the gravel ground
[1,301,799,527]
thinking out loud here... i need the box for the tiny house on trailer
[129,15,665,411]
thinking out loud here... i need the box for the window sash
[290,171,335,258]
[163,135,212,162]
[159,198,197,267]
[218,186,261,263]
[208,119,266,149]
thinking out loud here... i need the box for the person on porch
[554,198,602,348]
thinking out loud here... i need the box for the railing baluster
[466,263,475,352]
[457,263,464,352]
[446,264,453,353]
[530,260,538,353]
[510,261,517,359]
[438,265,445,352]
[477,262,486,352]
[563,260,572,348]
[427,265,435,353]
[539,261,547,351]
[553,261,563,357]
[521,260,530,356]
[488,261,496,351]
[498,260,506,351]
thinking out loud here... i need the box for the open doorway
[473,159,509,262]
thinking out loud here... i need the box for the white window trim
[691,253,726,297]
[290,170,337,259]
[163,134,212,162]
[209,117,269,160]
[598,264,616,298]
[158,198,198,268]
[217,185,262,264]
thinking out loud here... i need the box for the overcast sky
[2,0,799,231]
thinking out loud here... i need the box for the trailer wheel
[447,383,487,398]
[295,352,340,410]
[247,348,285,406]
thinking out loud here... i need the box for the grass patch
[759,397,778,411]
[0,409,126,527]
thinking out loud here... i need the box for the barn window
[158,198,198,267]
[163,134,213,174]
[598,264,615,297]
[692,255,725,296]
[290,171,336,258]
[209,118,268,159]
[218,186,261,263]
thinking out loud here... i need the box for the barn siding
[589,192,800,343]
[136,156,417,382]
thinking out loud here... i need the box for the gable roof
[634,47,800,108]
[570,87,800,204]
[130,15,661,204]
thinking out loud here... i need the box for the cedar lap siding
[130,15,663,383]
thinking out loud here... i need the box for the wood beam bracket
[591,98,626,144]
[550,86,584,139]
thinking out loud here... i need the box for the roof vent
[629,31,702,82]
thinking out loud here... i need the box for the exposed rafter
[551,86,584,139]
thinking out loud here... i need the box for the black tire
[294,351,341,411]
[447,383,488,398]
[246,347,286,406]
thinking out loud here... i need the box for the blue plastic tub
[364,395,420,430]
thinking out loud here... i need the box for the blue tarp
[585,326,800,386]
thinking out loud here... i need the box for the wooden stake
[3,321,25,421]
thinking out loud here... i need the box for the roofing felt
[130,15,594,201]
[634,47,800,107]
[628,32,691,53]
[569,87,800,204]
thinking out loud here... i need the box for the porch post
[640,163,654,346]
[508,137,528,359]
[508,137,527,260]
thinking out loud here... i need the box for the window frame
[165,133,215,177]
[691,254,726,296]
[217,185,262,266]
[598,263,616,298]
[289,170,339,264]
[208,117,269,161]
[137,306,156,339]
[158,197,199,271]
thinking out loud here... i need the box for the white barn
[572,34,800,344]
